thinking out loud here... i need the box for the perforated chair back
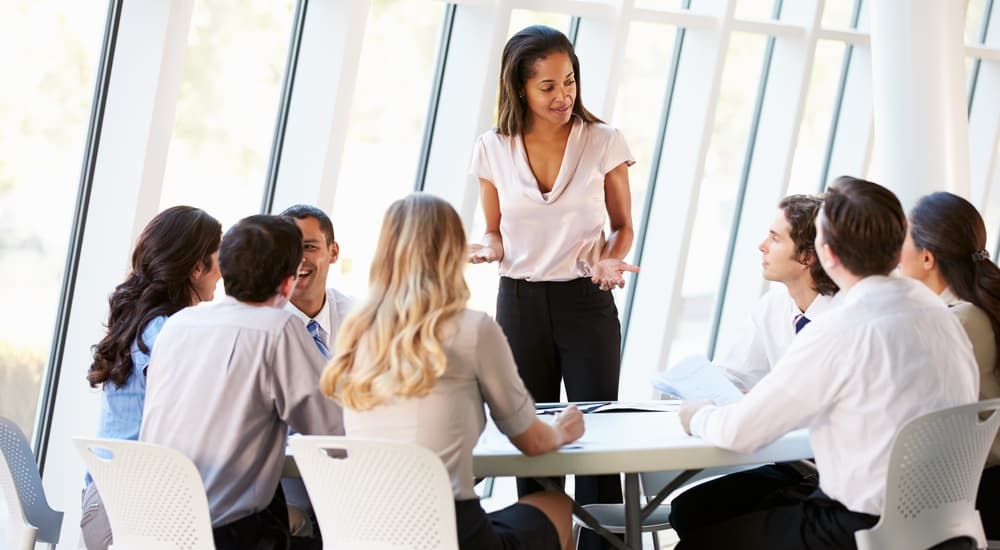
[73,437,215,550]
[289,435,459,550]
[0,416,63,549]
[855,399,1000,550]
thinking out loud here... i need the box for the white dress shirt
[285,287,354,349]
[141,297,344,526]
[690,276,979,516]
[470,115,635,282]
[717,286,839,390]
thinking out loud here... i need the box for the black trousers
[496,276,623,550]
[669,465,878,550]
[979,465,1000,539]
[212,485,321,550]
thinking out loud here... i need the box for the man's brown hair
[778,194,838,296]
[819,176,906,277]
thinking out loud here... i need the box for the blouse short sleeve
[602,127,636,175]
[469,134,494,182]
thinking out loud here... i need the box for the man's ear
[329,241,340,264]
[277,274,297,300]
[819,242,839,271]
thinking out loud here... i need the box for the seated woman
[81,205,222,550]
[321,193,582,550]
[899,191,1000,538]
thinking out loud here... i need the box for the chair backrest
[0,416,63,545]
[855,399,1000,550]
[289,435,459,550]
[73,437,215,550]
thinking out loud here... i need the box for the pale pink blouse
[470,116,635,282]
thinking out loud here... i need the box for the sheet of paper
[651,355,744,406]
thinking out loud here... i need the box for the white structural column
[572,1,630,120]
[268,0,370,214]
[420,1,512,223]
[968,4,1000,211]
[869,0,969,209]
[620,0,734,400]
[40,0,194,544]
[713,1,822,358]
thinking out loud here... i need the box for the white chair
[570,463,765,549]
[289,435,458,550]
[855,398,1000,550]
[0,416,63,550]
[73,437,215,550]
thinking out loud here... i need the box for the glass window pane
[0,1,107,437]
[788,40,848,195]
[330,0,445,299]
[822,0,859,29]
[508,9,571,35]
[634,0,687,10]
[611,22,678,263]
[669,32,768,365]
[159,0,296,230]
[966,0,987,44]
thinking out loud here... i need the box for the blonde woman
[322,193,583,550]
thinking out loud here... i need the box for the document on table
[651,356,744,406]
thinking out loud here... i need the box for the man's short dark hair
[280,204,335,246]
[778,194,839,296]
[220,215,303,302]
[820,176,906,277]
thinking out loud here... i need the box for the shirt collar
[938,286,963,307]
[285,291,331,337]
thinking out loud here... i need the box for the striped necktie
[306,320,330,359]
[794,313,810,334]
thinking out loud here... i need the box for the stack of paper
[651,355,744,406]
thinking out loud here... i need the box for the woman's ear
[921,248,937,272]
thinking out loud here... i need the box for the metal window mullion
[415,4,457,192]
[262,0,310,214]
[706,0,783,359]
[33,0,122,470]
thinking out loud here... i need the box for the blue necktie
[307,320,330,359]
[794,314,810,334]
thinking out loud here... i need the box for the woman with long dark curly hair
[81,205,221,550]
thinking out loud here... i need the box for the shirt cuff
[689,405,718,438]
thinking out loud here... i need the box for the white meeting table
[473,410,812,550]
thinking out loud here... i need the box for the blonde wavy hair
[320,193,470,410]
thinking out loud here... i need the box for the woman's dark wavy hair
[88,206,221,388]
[496,25,602,136]
[908,191,1000,374]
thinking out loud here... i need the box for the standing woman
[81,206,222,550]
[898,191,1000,538]
[323,193,583,550]
[468,24,637,541]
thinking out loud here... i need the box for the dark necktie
[794,313,810,334]
[307,320,330,359]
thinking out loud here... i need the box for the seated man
[278,205,354,538]
[672,176,979,550]
[140,215,343,550]
[717,194,839,390]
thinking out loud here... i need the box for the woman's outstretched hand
[591,258,640,291]
[468,243,501,264]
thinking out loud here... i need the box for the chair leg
[651,530,661,549]
[572,523,582,550]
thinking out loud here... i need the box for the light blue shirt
[86,316,166,485]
